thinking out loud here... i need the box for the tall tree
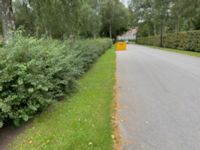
[101,0,130,38]
[130,0,200,37]
[0,0,15,44]
[131,0,172,46]
[0,0,132,39]
[155,0,171,46]
[79,3,102,38]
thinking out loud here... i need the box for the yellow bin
[116,42,127,51]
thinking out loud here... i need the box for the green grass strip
[144,45,200,57]
[9,47,116,150]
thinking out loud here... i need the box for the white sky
[121,0,129,7]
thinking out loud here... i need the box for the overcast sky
[121,0,129,7]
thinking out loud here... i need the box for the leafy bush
[0,35,112,128]
[137,30,200,52]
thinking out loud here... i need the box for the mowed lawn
[9,47,116,150]
[146,45,200,57]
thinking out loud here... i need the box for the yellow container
[116,42,127,51]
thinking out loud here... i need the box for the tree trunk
[175,16,180,33]
[160,17,164,47]
[93,32,96,39]
[109,21,112,39]
[154,23,157,36]
[0,0,15,44]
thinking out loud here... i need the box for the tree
[101,0,130,38]
[0,0,15,44]
[0,0,132,40]
[130,0,159,36]
[14,0,35,35]
[131,0,172,46]
[21,0,84,38]
[154,0,171,46]
[130,0,200,39]
[79,0,102,38]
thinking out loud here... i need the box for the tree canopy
[0,0,133,42]
[130,0,200,38]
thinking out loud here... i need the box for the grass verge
[144,45,200,57]
[9,47,116,150]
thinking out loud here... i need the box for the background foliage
[130,0,200,37]
[13,0,132,39]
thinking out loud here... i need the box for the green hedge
[137,31,200,52]
[0,35,112,128]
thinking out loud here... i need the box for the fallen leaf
[28,140,33,144]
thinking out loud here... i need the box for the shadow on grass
[0,123,30,150]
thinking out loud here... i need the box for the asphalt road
[117,44,200,150]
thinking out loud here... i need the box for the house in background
[117,28,138,41]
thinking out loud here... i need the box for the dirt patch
[0,123,29,150]
[112,74,122,150]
